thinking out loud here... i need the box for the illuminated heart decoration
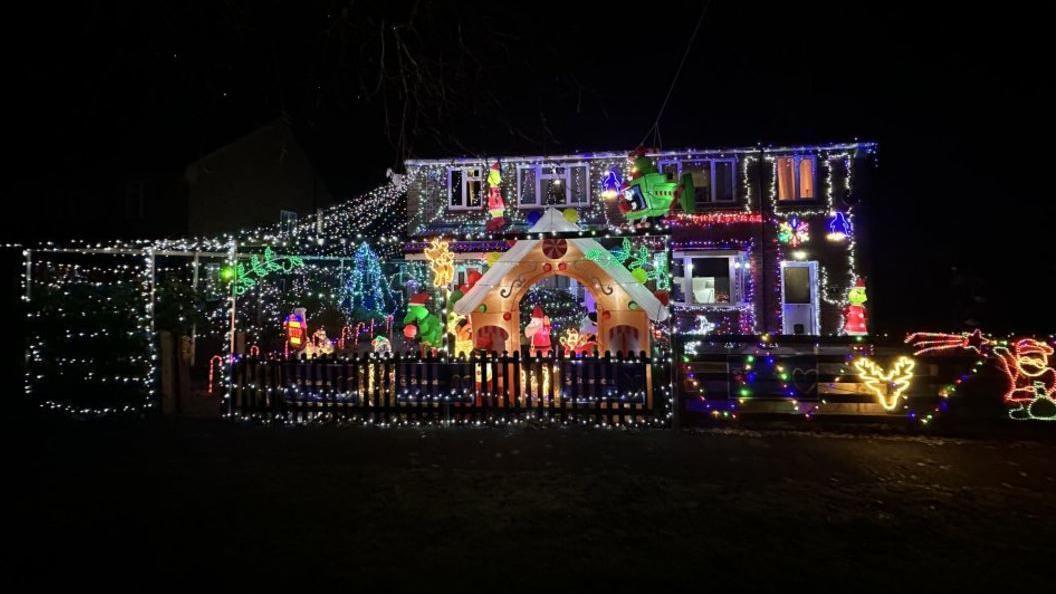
[853,356,915,411]
[792,368,817,394]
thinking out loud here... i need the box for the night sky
[2,2,1049,333]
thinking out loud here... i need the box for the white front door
[781,261,819,335]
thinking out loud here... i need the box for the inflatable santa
[524,305,552,355]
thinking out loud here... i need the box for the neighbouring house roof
[453,208,669,322]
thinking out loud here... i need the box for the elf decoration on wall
[403,292,443,352]
[485,162,507,233]
[843,279,869,335]
[620,148,695,220]
[524,305,552,355]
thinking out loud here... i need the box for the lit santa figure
[842,278,869,335]
[524,305,552,355]
[485,162,507,233]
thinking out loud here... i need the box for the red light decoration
[905,329,990,356]
[994,339,1056,405]
[541,238,568,259]
[668,212,764,227]
[208,355,224,396]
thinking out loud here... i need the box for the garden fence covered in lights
[22,142,1056,425]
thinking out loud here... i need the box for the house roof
[453,208,669,322]
[403,141,877,166]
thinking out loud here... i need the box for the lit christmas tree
[345,242,400,319]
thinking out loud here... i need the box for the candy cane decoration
[386,315,394,340]
[370,318,376,338]
[208,355,224,395]
[339,325,354,351]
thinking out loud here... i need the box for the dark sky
[1,1,1049,333]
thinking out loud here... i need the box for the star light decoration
[904,330,990,356]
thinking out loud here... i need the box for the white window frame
[780,260,820,335]
[515,162,590,209]
[656,158,738,205]
[672,250,748,306]
[776,155,817,202]
[447,165,485,211]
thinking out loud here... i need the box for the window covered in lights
[448,165,484,210]
[516,163,589,208]
[671,251,748,306]
[656,158,736,208]
[776,155,816,201]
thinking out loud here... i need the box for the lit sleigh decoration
[906,331,1056,421]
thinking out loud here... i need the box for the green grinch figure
[842,278,868,335]
[402,292,443,352]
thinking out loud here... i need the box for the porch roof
[453,208,670,322]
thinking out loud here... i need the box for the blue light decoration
[600,167,623,200]
[826,211,853,242]
[345,242,400,319]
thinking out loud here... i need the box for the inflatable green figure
[619,148,695,220]
[402,292,443,350]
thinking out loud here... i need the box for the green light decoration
[222,246,305,296]
[1009,383,1056,421]
[648,251,671,291]
[619,151,695,220]
[586,239,668,289]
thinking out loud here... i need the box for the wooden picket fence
[228,350,663,425]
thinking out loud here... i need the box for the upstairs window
[657,158,736,208]
[776,155,816,201]
[448,165,484,210]
[517,163,589,208]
